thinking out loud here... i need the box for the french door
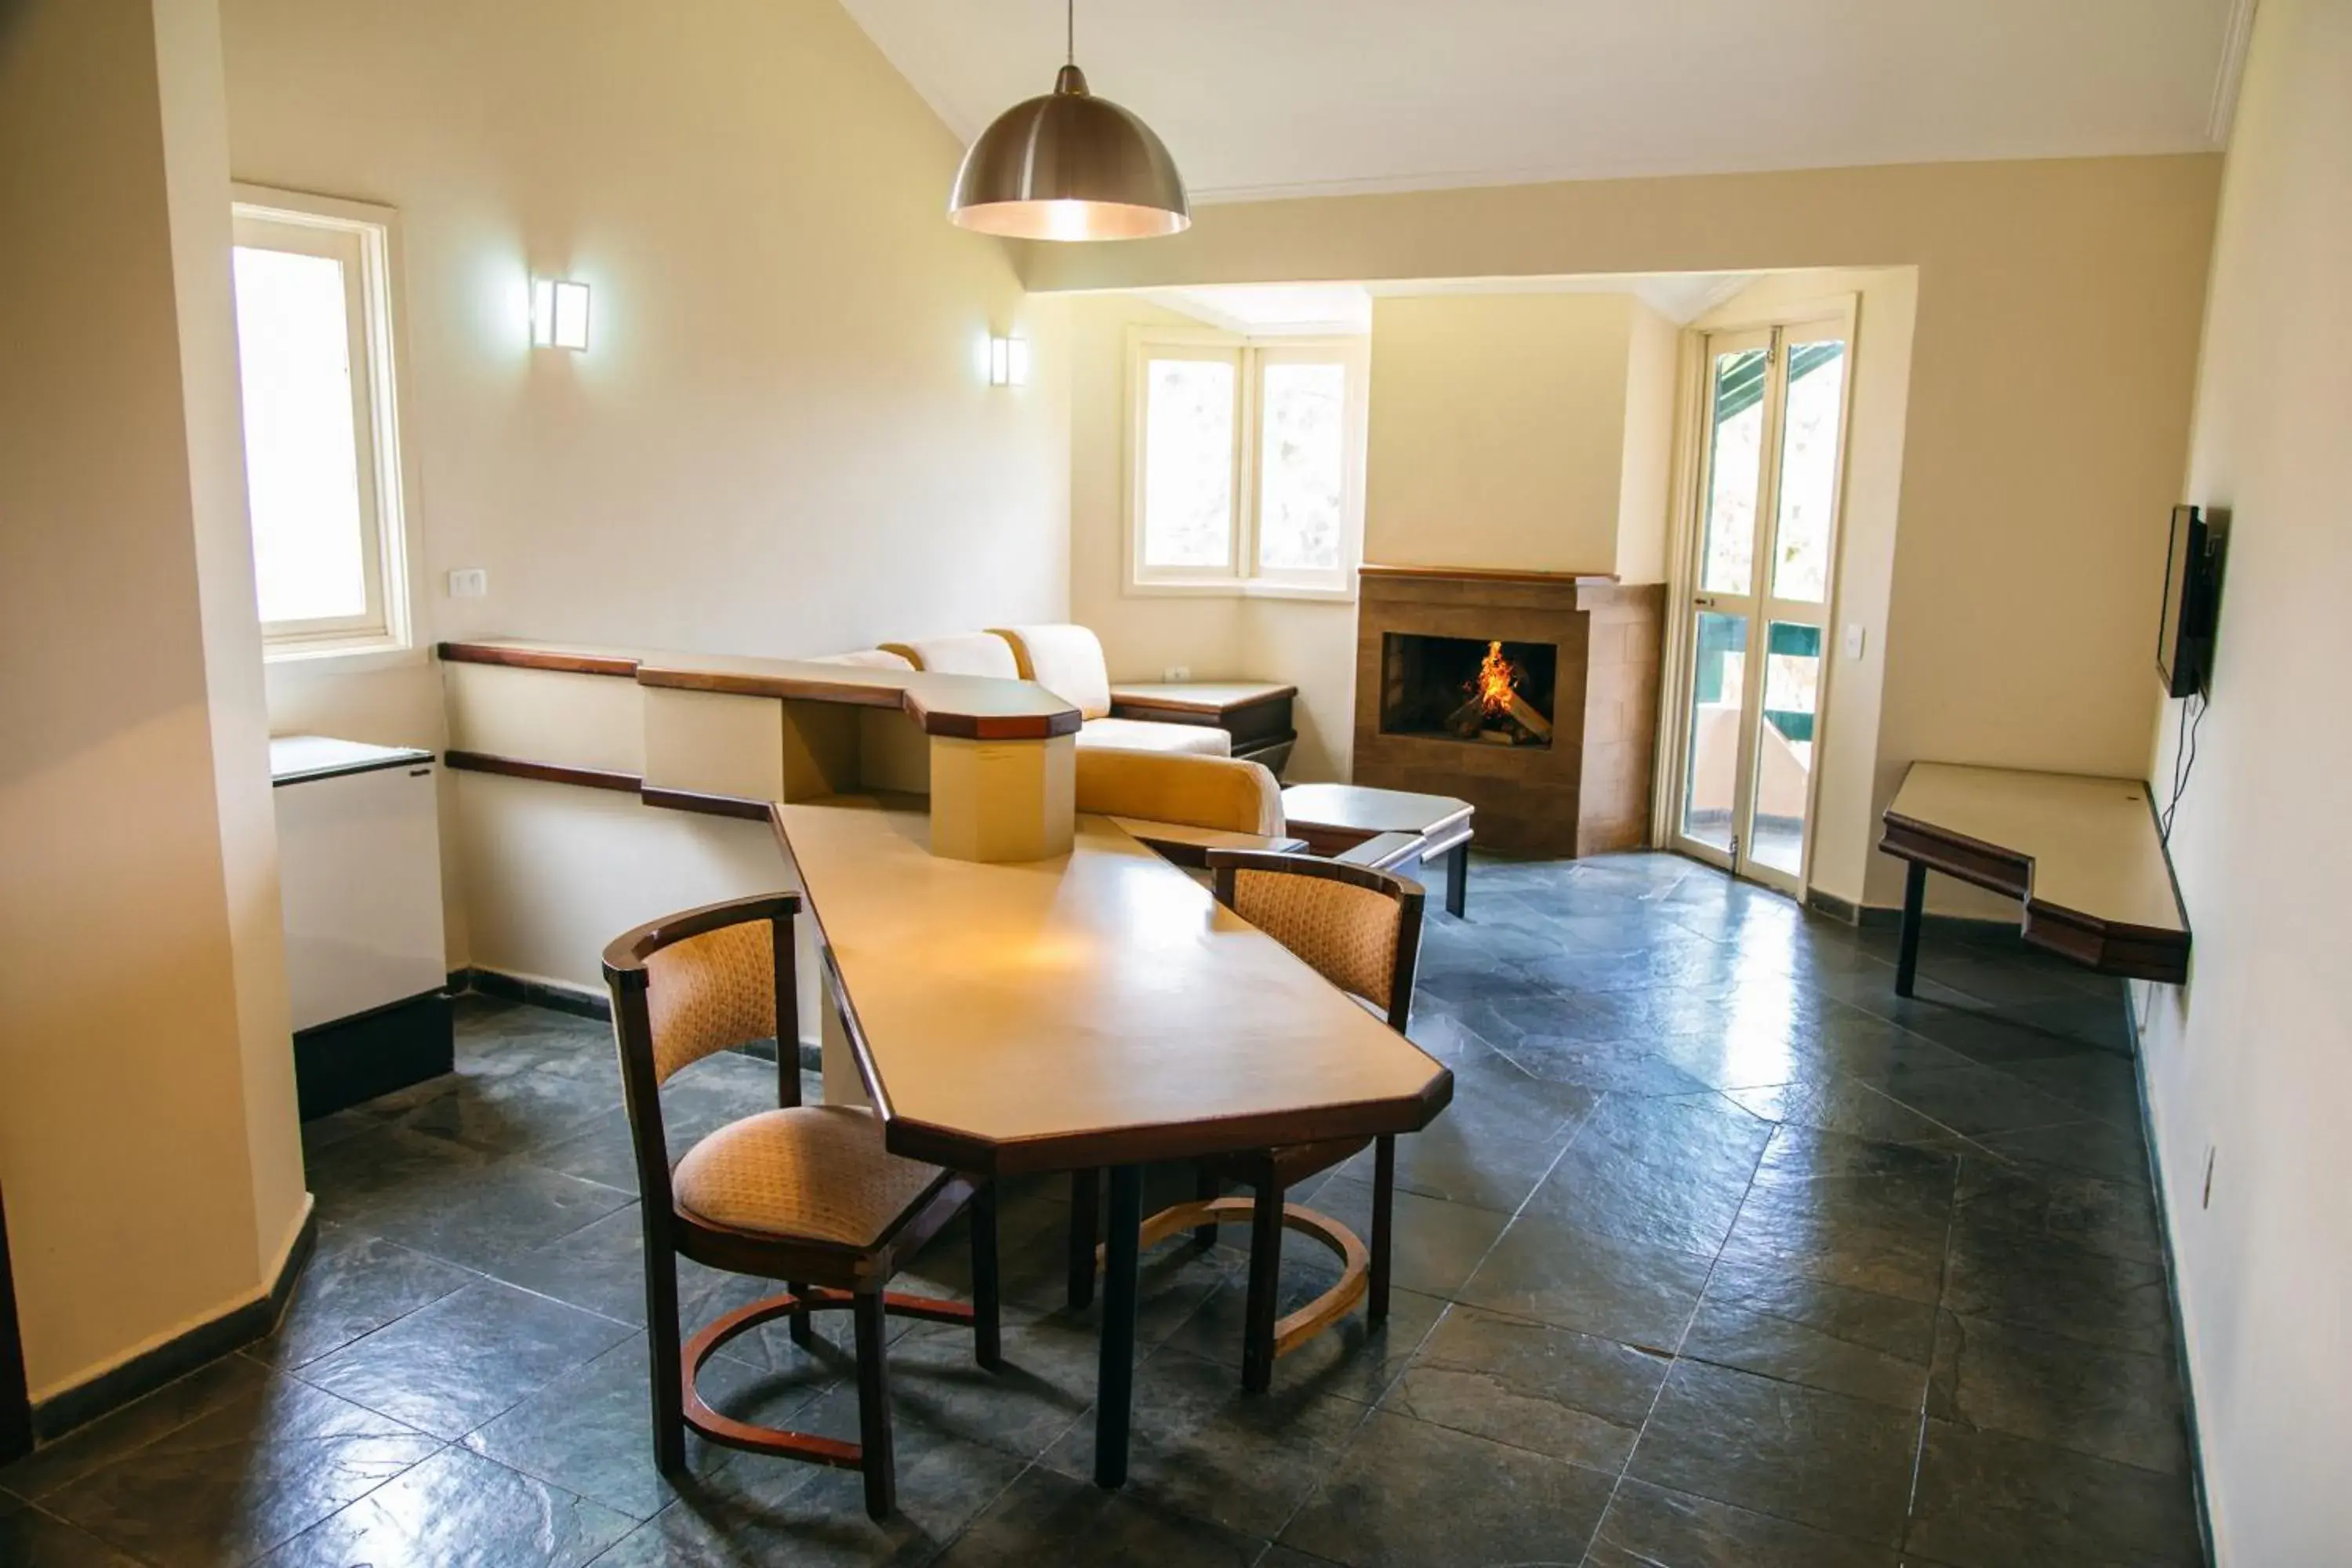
[1668,317,1853,894]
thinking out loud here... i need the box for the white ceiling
[843,0,2252,204]
[1145,274,1759,333]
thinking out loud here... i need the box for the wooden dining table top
[771,796,1454,1176]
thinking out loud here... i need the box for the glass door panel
[1679,611,1750,855]
[1751,621,1823,877]
[1699,347,1769,597]
[1769,340,1846,604]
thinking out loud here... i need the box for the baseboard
[1806,888,1867,925]
[2123,997,2220,1567]
[459,965,610,1022]
[453,967,821,1073]
[28,1207,318,1444]
[293,989,453,1120]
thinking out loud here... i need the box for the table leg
[1445,841,1470,919]
[1094,1164,1142,1489]
[1895,860,1927,998]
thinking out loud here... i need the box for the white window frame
[1124,326,1368,601]
[230,184,418,662]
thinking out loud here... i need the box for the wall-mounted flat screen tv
[2157,503,2216,699]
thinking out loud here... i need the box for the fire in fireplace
[1379,633,1558,748]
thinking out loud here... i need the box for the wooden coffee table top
[1280,783,1474,837]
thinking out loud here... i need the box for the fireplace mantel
[1351,565,1664,858]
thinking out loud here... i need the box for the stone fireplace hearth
[1352,566,1664,858]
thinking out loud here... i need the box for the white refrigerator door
[275,763,447,1031]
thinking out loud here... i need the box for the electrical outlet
[1842,624,1867,659]
[448,568,488,598]
[1163,664,1191,682]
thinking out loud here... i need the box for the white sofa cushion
[1077,717,1231,757]
[989,624,1113,720]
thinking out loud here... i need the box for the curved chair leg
[853,1291,895,1521]
[786,1280,815,1349]
[1242,1183,1285,1393]
[971,1181,1004,1369]
[1192,1164,1221,1249]
[1067,1168,1099,1309]
[1370,1136,1396,1326]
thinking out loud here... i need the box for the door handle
[1693,595,1719,609]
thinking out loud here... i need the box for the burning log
[1445,640,1553,746]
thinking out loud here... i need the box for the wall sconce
[988,335,1030,387]
[531,278,591,350]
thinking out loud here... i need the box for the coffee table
[1279,783,1475,917]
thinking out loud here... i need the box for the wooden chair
[1077,851,1425,1391]
[603,895,1000,1520]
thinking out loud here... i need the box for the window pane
[1681,610,1748,854]
[1700,347,1766,597]
[232,245,368,624]
[1769,342,1846,604]
[1256,361,1346,574]
[1753,620,1822,874]
[1140,358,1236,569]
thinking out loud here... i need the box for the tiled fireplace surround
[1352,568,1666,858]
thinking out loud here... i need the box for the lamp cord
[2161,689,2208,842]
[1066,0,1074,64]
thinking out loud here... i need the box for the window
[1128,331,1367,597]
[230,188,413,658]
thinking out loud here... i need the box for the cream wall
[0,0,307,1400]
[1366,293,1644,575]
[1616,303,1680,587]
[2134,2,2352,1558]
[220,0,1074,972]
[1023,155,2218,909]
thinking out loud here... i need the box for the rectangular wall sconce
[531,278,591,350]
[988,335,1030,387]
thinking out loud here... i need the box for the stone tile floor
[0,852,2204,1566]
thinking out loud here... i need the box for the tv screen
[2157,503,2208,699]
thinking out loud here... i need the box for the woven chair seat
[674,1105,946,1249]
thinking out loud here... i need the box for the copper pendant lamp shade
[948,6,1188,242]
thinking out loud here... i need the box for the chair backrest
[603,895,800,1203]
[877,633,1020,680]
[804,648,915,670]
[1205,851,1424,1029]
[989,624,1112,720]
[1076,747,1284,837]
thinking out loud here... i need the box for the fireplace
[1380,634,1558,748]
[1352,567,1666,858]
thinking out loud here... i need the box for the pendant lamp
[948,0,1189,241]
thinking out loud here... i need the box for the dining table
[771,793,1454,1486]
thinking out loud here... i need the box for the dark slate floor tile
[1969,1117,2152,1186]
[0,1493,145,1567]
[303,1123,495,1227]
[1497,1031,1719,1099]
[1951,1153,2164,1265]
[1722,1076,1962,1146]
[252,1444,631,1566]
[1996,1050,2144,1127]
[1940,1211,2172,1355]
[1585,1476,1900,1568]
[1715,1165,1954,1308]
[249,1225,481,1370]
[932,1465,1266,1568]
[1869,1000,2108,1068]
[1303,1175,1511,1299]
[1156,1276,1446,1407]
[460,1334,778,1522]
[1377,1304,1668,1472]
[1682,1259,1936,1412]
[869,1304,1102,1465]
[1526,1092,1772,1254]
[346,1152,633,1275]
[1457,1213,1712,1353]
[297,1278,634,1439]
[368,1061,619,1155]
[1436,1051,1606,1148]
[1042,1341,1369,1540]
[1929,1311,2187,1475]
[1625,1359,1919,1548]
[1646,1003,1970,1093]
[1857,1061,2086,1138]
[0,1352,267,1501]
[1279,1409,1615,1567]
[40,1376,441,1568]
[1904,1419,2202,1567]
[533,1107,645,1192]
[1325,1117,1566,1215]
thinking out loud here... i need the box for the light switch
[1842,624,1867,659]
[448,568,488,598]
[1163,664,1191,682]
